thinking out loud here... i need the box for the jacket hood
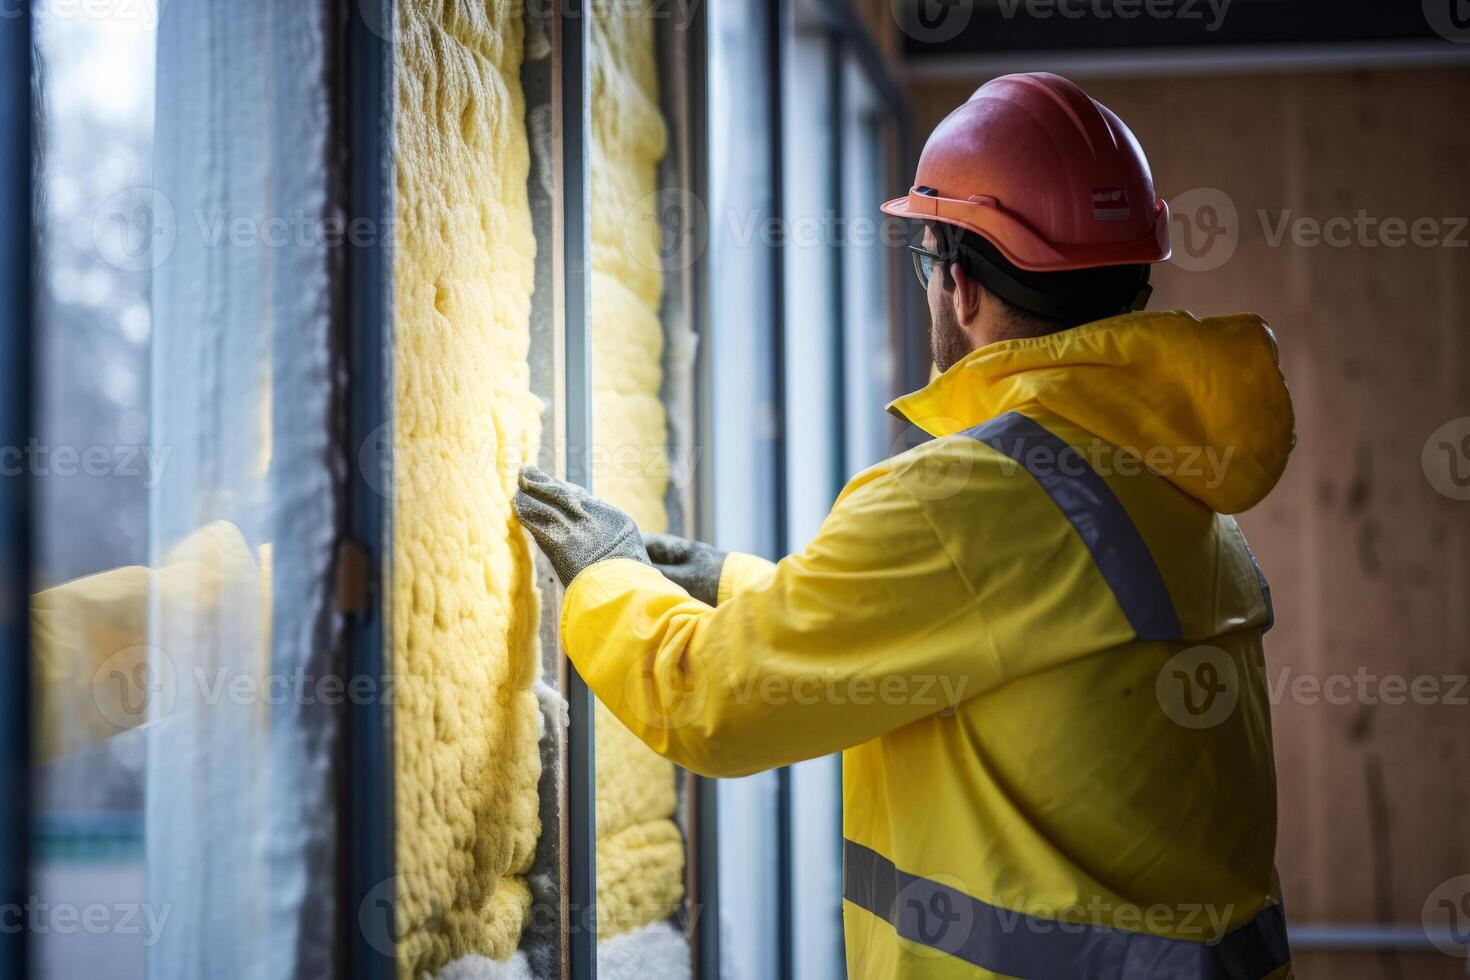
[887,311,1296,514]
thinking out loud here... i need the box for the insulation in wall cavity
[588,1,688,946]
[392,0,544,974]
[391,0,690,970]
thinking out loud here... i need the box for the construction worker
[515,72,1294,978]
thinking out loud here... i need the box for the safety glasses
[907,243,946,289]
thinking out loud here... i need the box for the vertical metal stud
[654,0,721,973]
[0,8,32,980]
[558,1,598,976]
[521,0,571,973]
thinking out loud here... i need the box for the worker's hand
[513,465,649,588]
[643,532,727,607]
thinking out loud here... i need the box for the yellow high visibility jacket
[563,310,1295,978]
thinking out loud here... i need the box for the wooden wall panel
[853,0,903,65]
[911,68,1470,979]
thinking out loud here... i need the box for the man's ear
[949,262,982,327]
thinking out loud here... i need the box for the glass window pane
[841,61,898,473]
[31,4,340,976]
[781,5,845,977]
[708,0,783,976]
[31,8,156,975]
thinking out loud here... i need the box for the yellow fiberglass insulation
[391,0,682,969]
[393,0,543,975]
[589,3,687,942]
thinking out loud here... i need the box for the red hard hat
[881,72,1171,272]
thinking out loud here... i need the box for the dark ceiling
[897,0,1454,57]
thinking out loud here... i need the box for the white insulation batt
[145,1,340,978]
[435,922,691,980]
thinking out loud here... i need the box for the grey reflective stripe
[843,839,1291,979]
[1236,530,1275,633]
[962,412,1184,643]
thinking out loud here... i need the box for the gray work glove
[643,532,727,607]
[513,465,649,587]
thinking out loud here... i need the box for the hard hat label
[1091,186,1131,221]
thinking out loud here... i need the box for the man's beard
[930,297,973,373]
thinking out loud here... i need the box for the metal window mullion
[0,10,32,980]
[661,0,722,974]
[824,25,851,978]
[827,28,848,512]
[768,0,794,977]
[343,2,396,978]
[558,2,597,977]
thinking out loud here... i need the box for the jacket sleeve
[560,468,1000,778]
[31,521,268,766]
[715,551,777,605]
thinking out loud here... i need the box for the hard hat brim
[881,190,1172,273]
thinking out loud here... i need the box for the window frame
[0,8,34,978]
[343,1,397,978]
